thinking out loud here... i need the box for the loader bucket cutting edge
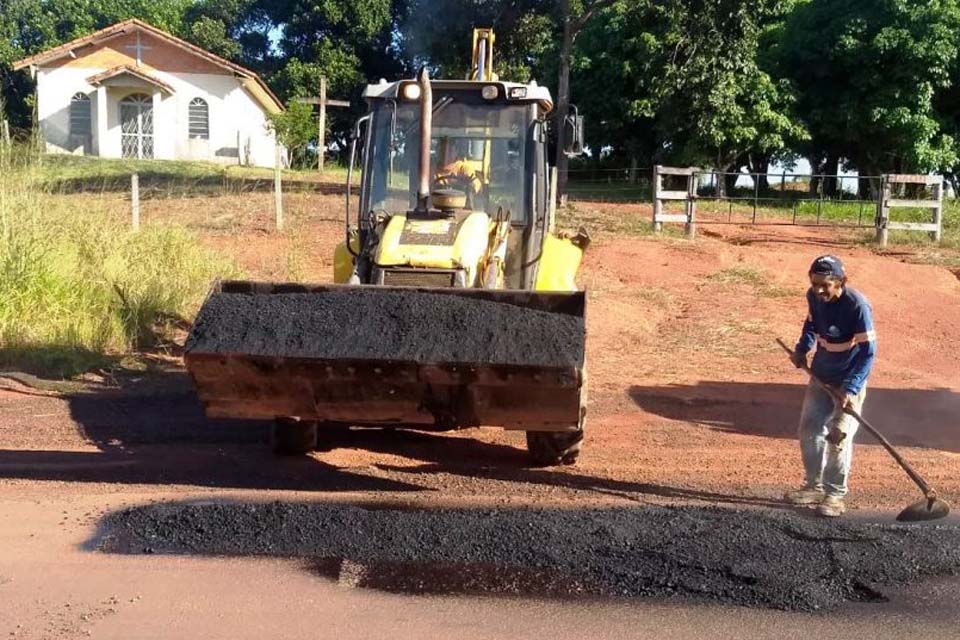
[184,281,586,432]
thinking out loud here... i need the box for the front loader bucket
[184,281,586,432]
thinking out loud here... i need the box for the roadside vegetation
[0,146,238,377]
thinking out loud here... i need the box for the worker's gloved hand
[826,407,856,451]
[790,350,807,368]
[826,426,847,449]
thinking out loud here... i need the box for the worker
[785,255,876,517]
[434,138,484,204]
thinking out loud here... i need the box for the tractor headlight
[508,87,528,99]
[481,85,499,100]
[402,83,422,100]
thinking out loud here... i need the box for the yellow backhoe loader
[184,29,590,465]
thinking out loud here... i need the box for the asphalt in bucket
[185,290,585,368]
[94,502,960,611]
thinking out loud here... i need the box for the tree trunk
[807,155,823,196]
[715,159,739,198]
[554,0,574,204]
[822,154,840,198]
[858,164,879,201]
[724,172,738,197]
[748,154,770,192]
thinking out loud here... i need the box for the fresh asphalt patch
[185,289,584,368]
[94,501,960,611]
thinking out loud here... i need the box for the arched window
[70,93,91,136]
[188,97,209,140]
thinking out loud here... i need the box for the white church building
[13,19,284,168]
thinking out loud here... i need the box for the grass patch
[705,266,794,298]
[706,266,769,286]
[558,202,688,238]
[0,147,238,377]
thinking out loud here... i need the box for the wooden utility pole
[131,173,140,231]
[318,77,327,172]
[553,0,617,204]
[555,0,574,205]
[294,77,349,174]
[274,144,283,231]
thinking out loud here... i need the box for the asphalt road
[3,490,960,640]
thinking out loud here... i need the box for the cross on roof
[123,30,152,66]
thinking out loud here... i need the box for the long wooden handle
[775,339,935,498]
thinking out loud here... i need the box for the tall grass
[0,146,238,377]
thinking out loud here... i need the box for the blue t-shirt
[795,287,876,395]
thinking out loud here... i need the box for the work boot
[784,486,825,505]
[818,495,846,518]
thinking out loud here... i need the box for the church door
[120,94,154,159]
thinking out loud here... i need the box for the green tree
[777,0,960,191]
[267,100,315,167]
[572,1,804,194]
[266,0,400,153]
[398,0,555,82]
[182,0,277,70]
[651,0,805,194]
[571,2,661,169]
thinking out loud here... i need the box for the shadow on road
[0,370,422,492]
[343,428,789,510]
[0,368,789,506]
[628,381,960,452]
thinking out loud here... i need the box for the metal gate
[120,94,154,159]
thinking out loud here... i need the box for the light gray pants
[798,380,867,498]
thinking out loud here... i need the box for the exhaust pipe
[416,66,432,212]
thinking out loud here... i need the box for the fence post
[652,165,662,233]
[274,144,284,232]
[685,171,696,239]
[1,120,9,148]
[932,178,943,243]
[130,173,140,231]
[318,76,327,173]
[876,176,889,247]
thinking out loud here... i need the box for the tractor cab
[346,79,555,289]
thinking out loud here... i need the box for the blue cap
[809,255,845,278]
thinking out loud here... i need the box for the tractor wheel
[526,429,584,466]
[526,403,587,466]
[314,423,352,452]
[272,417,318,455]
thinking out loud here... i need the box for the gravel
[185,290,585,368]
[97,502,960,611]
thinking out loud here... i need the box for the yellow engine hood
[375,212,491,284]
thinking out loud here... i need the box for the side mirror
[563,106,585,156]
